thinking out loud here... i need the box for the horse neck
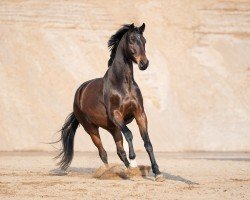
[107,39,134,86]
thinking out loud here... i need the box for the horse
[56,23,165,181]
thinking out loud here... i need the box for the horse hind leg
[84,126,108,165]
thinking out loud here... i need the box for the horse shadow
[161,172,199,185]
[49,167,96,177]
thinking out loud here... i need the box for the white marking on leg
[129,159,137,168]
[123,134,129,153]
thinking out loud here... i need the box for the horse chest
[109,87,138,111]
[121,89,139,115]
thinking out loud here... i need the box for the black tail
[55,112,79,170]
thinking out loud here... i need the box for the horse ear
[129,23,134,31]
[139,23,145,33]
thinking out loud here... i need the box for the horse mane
[107,24,131,67]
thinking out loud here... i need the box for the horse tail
[55,112,79,170]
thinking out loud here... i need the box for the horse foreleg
[120,125,137,167]
[135,112,165,181]
[109,127,130,168]
[112,110,137,167]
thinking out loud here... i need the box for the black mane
[107,24,130,67]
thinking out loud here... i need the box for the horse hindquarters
[74,78,110,129]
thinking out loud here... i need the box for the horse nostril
[140,60,144,65]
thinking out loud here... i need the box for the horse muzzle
[138,59,149,71]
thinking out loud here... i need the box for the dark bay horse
[56,23,165,181]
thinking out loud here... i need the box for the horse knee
[121,126,133,142]
[144,141,153,152]
[125,131,133,141]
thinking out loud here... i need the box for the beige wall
[0,0,249,151]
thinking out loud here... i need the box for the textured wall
[0,0,249,151]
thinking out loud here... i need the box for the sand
[0,151,249,200]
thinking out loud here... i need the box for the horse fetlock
[152,164,160,175]
[129,154,136,160]
[99,151,108,164]
[129,151,136,160]
[145,144,153,152]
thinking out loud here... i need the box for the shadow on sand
[49,167,95,176]
[162,172,199,185]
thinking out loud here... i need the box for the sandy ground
[0,152,249,200]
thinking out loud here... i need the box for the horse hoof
[155,174,166,182]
